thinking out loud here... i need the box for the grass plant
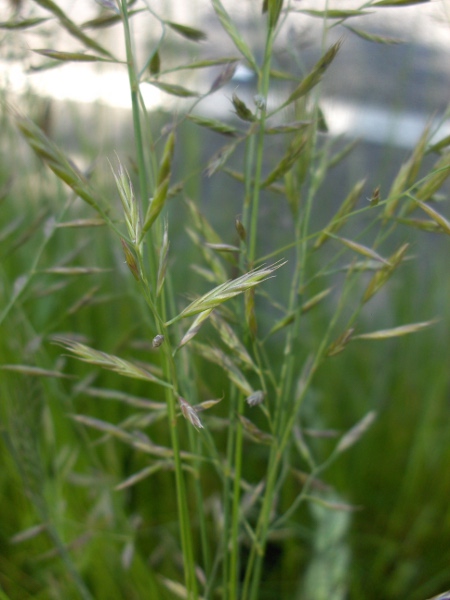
[1,1,450,599]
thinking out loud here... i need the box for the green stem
[121,0,149,209]
[229,393,245,600]
[247,28,275,265]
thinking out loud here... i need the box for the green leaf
[0,17,48,30]
[262,135,307,187]
[147,81,199,97]
[53,336,171,388]
[314,178,366,248]
[414,200,450,235]
[166,20,207,42]
[149,51,161,76]
[141,131,176,237]
[297,9,372,18]
[33,49,111,62]
[330,234,390,265]
[232,93,256,122]
[352,321,436,341]
[263,0,284,29]
[281,40,342,109]
[33,0,114,58]
[211,0,259,73]
[187,114,238,136]
[344,25,404,44]
[209,62,238,93]
[335,412,377,454]
[163,57,240,73]
[82,9,142,29]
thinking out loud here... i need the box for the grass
[1,1,450,599]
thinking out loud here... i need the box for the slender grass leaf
[149,51,161,76]
[83,387,165,411]
[57,218,105,228]
[146,81,199,97]
[205,140,240,177]
[352,320,436,341]
[82,9,142,29]
[205,243,240,253]
[142,131,175,237]
[33,49,113,62]
[121,239,140,281]
[0,365,74,378]
[267,288,332,337]
[209,61,238,93]
[330,235,390,264]
[335,411,377,454]
[363,243,409,303]
[245,287,257,336]
[293,427,316,469]
[33,0,114,58]
[327,328,354,357]
[163,57,240,73]
[297,9,372,18]
[210,312,257,371]
[415,152,450,202]
[280,40,342,109]
[328,138,360,169]
[263,0,284,29]
[39,266,111,275]
[232,93,256,122]
[314,179,365,248]
[305,496,362,512]
[195,396,224,412]
[265,120,311,134]
[211,0,258,73]
[394,217,444,232]
[157,220,170,297]
[192,342,254,396]
[344,25,403,44]
[115,461,172,491]
[239,415,273,445]
[159,576,206,600]
[187,114,238,137]
[0,18,48,29]
[383,121,432,218]
[12,111,107,214]
[166,21,207,42]
[53,336,171,387]
[178,308,214,350]
[71,415,176,457]
[427,134,450,155]
[414,200,450,235]
[224,168,245,183]
[10,524,47,544]
[262,135,307,187]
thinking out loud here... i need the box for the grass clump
[1,1,450,599]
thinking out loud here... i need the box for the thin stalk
[247,27,275,265]
[121,0,149,210]
[222,384,237,599]
[134,248,198,598]
[229,393,245,600]
[243,26,335,596]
